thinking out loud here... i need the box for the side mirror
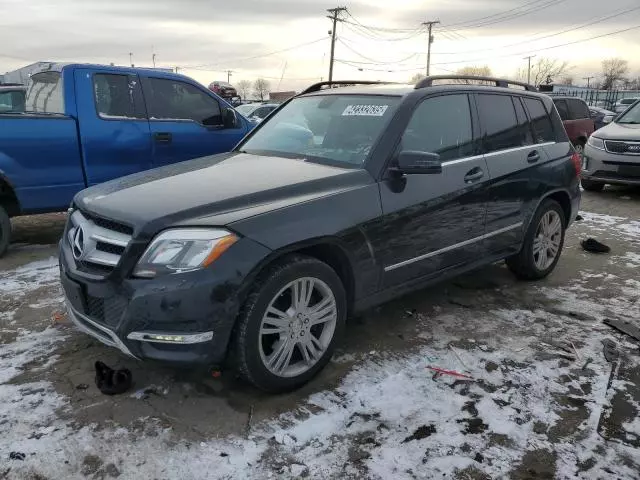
[223,108,238,128]
[395,151,442,175]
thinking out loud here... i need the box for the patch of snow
[0,256,59,296]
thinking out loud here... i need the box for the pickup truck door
[74,69,153,185]
[140,76,249,167]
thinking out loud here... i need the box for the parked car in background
[235,103,279,123]
[552,97,595,154]
[589,106,616,130]
[0,63,252,256]
[208,81,241,106]
[60,76,580,393]
[0,84,26,113]
[582,99,640,191]
[613,97,639,114]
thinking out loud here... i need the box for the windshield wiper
[618,120,640,124]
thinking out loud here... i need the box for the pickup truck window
[94,74,146,119]
[24,71,64,114]
[143,78,223,126]
[0,90,26,113]
[241,94,401,168]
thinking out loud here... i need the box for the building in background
[1,62,55,85]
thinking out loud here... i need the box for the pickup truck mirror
[395,151,442,175]
[223,108,239,129]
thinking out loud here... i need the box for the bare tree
[237,80,252,100]
[515,58,571,86]
[601,58,629,90]
[253,78,271,101]
[409,73,425,85]
[560,75,574,86]
[455,65,492,77]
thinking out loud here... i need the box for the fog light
[127,331,214,344]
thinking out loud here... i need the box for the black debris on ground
[581,238,611,254]
[402,424,437,443]
[9,452,26,461]
[604,319,640,342]
[95,361,133,395]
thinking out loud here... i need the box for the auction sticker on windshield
[342,105,389,116]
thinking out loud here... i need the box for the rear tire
[581,178,605,192]
[0,205,11,258]
[231,255,346,393]
[507,199,566,280]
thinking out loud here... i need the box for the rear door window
[142,78,222,126]
[567,99,590,119]
[476,94,524,153]
[553,100,570,121]
[401,94,474,161]
[523,97,557,143]
[24,71,65,114]
[93,74,146,119]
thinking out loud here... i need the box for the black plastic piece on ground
[94,361,133,395]
[581,238,610,253]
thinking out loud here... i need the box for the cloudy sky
[1,0,639,91]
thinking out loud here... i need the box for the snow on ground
[1,213,639,479]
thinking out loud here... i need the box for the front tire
[231,255,346,393]
[507,199,566,280]
[0,205,11,258]
[581,178,605,192]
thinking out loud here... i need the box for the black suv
[59,76,581,392]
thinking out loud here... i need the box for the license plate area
[618,165,640,177]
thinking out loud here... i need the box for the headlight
[587,136,605,150]
[603,115,614,124]
[133,229,238,278]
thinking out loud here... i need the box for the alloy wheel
[258,277,337,378]
[533,210,562,270]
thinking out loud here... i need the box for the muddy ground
[0,187,639,479]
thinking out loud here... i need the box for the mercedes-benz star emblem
[72,227,85,260]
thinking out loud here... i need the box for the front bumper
[582,144,640,186]
[59,234,271,366]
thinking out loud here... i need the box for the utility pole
[129,52,133,68]
[583,76,594,88]
[226,70,233,83]
[422,20,440,76]
[152,53,156,68]
[523,55,536,84]
[327,7,347,83]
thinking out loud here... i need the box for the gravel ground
[0,187,639,479]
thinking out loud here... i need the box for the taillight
[571,151,581,176]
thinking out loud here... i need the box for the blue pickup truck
[0,63,253,256]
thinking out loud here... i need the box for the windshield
[240,94,400,167]
[616,101,640,124]
[0,90,26,113]
[235,104,256,116]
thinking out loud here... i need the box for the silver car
[582,100,640,191]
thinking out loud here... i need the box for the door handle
[464,168,484,183]
[154,132,172,143]
[527,150,540,163]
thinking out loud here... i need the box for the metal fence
[545,89,640,109]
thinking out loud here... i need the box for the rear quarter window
[567,99,590,119]
[24,71,65,114]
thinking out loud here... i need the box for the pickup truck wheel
[0,205,11,257]
[506,199,566,280]
[231,255,346,393]
[581,178,605,192]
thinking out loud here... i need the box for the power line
[182,38,327,70]
[337,38,420,65]
[431,22,640,66]
[432,4,640,55]
[441,0,567,31]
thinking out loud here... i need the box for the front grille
[604,140,640,155]
[67,210,133,272]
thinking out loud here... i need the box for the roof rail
[415,75,537,92]
[298,80,396,96]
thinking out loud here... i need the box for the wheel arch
[526,189,572,232]
[0,173,20,217]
